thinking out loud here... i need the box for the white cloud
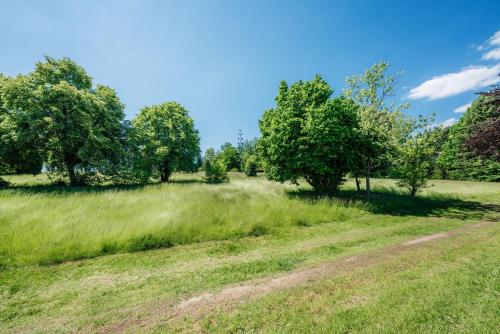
[408,64,500,100]
[453,103,471,113]
[440,117,457,128]
[431,117,457,129]
[488,31,500,46]
[482,48,500,60]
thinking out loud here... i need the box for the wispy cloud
[440,117,457,127]
[488,31,500,46]
[408,64,500,100]
[479,31,500,60]
[431,117,457,129]
[482,48,500,60]
[453,103,471,113]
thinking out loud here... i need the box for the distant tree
[132,102,200,182]
[426,126,451,179]
[203,148,228,183]
[465,117,500,161]
[344,61,409,196]
[237,129,244,170]
[438,91,500,181]
[1,57,125,185]
[464,83,499,161]
[241,138,258,155]
[395,115,436,197]
[218,142,241,171]
[258,75,359,193]
[243,154,258,176]
[194,153,203,171]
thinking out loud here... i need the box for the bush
[243,154,258,176]
[204,158,228,184]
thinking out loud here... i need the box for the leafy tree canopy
[1,57,125,184]
[132,102,200,182]
[344,61,410,195]
[258,75,359,193]
[439,93,499,181]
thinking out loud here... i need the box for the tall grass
[0,174,365,266]
[0,173,498,267]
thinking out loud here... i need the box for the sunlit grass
[0,173,498,332]
[0,173,498,267]
[0,173,368,266]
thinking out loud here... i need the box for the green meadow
[0,173,498,333]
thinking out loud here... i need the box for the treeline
[1,57,498,195]
[257,62,499,196]
[0,57,201,186]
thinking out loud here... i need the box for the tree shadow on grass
[167,178,205,185]
[0,177,207,195]
[287,188,500,221]
[0,183,148,195]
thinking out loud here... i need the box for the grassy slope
[0,173,498,333]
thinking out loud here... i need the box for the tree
[1,57,125,185]
[465,117,499,161]
[218,142,241,171]
[243,154,258,176]
[237,129,244,170]
[464,83,499,161]
[132,102,200,182]
[395,115,436,197]
[344,61,409,196]
[0,74,44,177]
[438,92,499,181]
[258,75,359,193]
[203,148,228,183]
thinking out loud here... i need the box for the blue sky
[1,0,499,150]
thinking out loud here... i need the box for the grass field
[0,173,499,333]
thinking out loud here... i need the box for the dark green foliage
[0,177,9,188]
[243,154,258,176]
[219,142,241,171]
[0,57,126,185]
[438,95,500,181]
[258,75,359,193]
[203,148,228,183]
[0,74,44,176]
[132,102,201,182]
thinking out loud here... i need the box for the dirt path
[104,221,493,333]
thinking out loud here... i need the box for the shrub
[243,154,258,176]
[204,156,228,184]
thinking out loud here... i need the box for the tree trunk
[65,161,78,186]
[410,187,417,197]
[160,160,171,182]
[355,176,361,192]
[365,175,371,197]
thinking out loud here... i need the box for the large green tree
[258,75,359,193]
[438,92,499,181]
[1,57,126,185]
[344,61,409,196]
[132,102,200,182]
